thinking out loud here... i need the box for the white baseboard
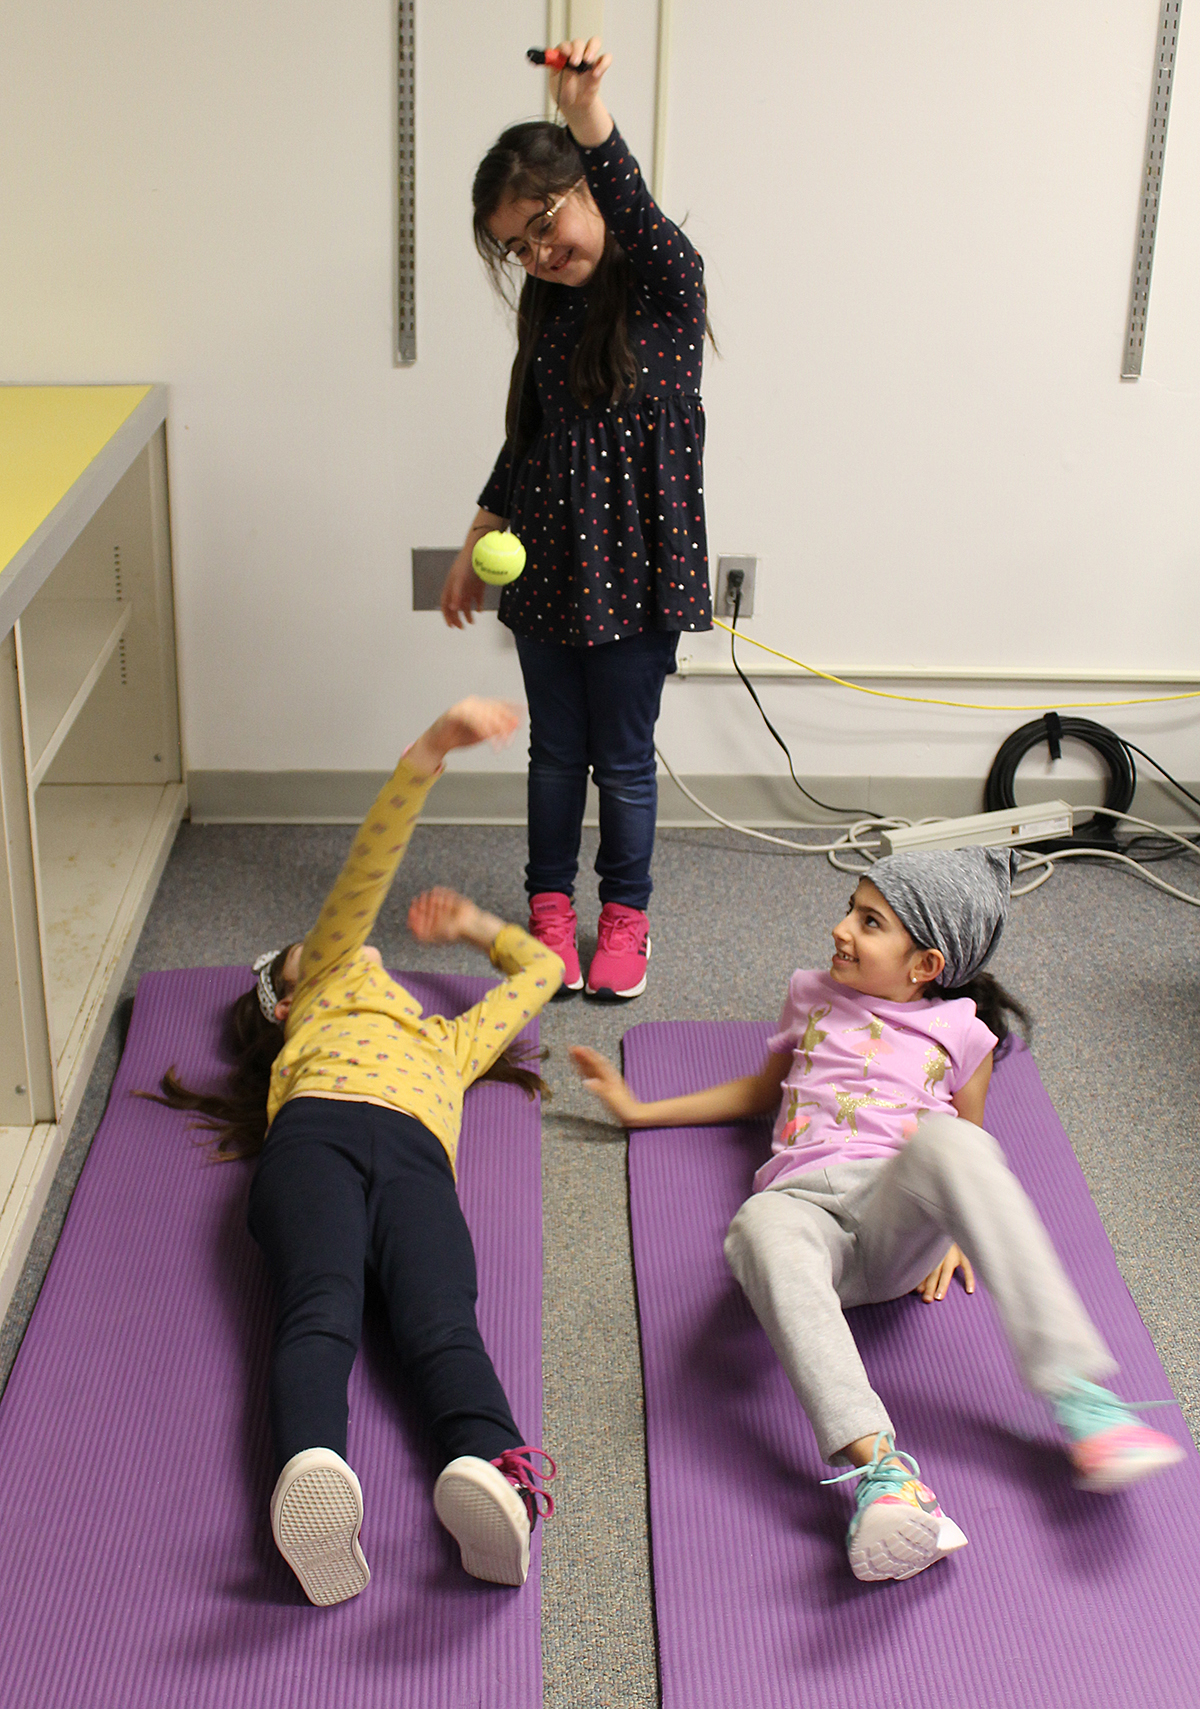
[186,771,1200,832]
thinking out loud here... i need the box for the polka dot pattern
[479,125,713,648]
[266,758,563,1174]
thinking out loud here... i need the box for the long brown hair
[935,970,1031,1044]
[140,948,551,1162]
[473,121,640,452]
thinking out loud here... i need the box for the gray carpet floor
[3,818,1198,1708]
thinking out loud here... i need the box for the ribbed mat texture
[624,1021,1200,1709]
[0,967,543,1709]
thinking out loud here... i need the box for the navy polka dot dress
[478,125,713,648]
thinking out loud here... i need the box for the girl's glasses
[502,186,578,267]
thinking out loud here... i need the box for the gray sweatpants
[723,1113,1114,1464]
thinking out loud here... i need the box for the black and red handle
[527,47,597,72]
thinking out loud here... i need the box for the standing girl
[441,40,713,1002]
[571,847,1183,1583]
[151,698,561,1605]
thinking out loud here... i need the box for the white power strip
[880,800,1074,856]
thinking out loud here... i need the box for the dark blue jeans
[247,1097,523,1475]
[513,628,679,910]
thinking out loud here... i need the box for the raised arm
[552,40,705,321]
[297,700,521,986]
[547,36,614,149]
[570,1045,792,1130]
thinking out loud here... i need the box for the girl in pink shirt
[572,848,1182,1583]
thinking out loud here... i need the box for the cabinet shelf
[0,384,183,1321]
[37,782,181,1075]
[18,600,131,786]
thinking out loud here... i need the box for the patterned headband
[252,949,282,1023]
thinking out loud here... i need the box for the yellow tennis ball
[472,529,527,586]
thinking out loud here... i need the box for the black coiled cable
[984,714,1134,847]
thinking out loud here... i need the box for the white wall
[3,0,1197,792]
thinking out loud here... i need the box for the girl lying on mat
[149,698,560,1606]
[571,848,1183,1584]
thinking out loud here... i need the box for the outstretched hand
[407,888,506,953]
[407,887,476,944]
[406,698,523,776]
[569,1045,643,1127]
[549,37,613,148]
[916,1244,976,1303]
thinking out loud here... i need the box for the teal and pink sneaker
[1052,1376,1185,1492]
[825,1433,968,1583]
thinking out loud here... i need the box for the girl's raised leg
[854,1114,1114,1396]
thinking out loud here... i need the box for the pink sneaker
[528,892,583,993]
[586,903,651,1000]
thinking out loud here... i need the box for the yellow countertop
[0,386,152,576]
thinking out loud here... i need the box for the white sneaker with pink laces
[586,903,651,1000]
[270,1447,371,1605]
[433,1447,556,1585]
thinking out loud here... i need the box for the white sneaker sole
[586,935,651,1000]
[433,1456,530,1586]
[848,1506,969,1582]
[270,1448,371,1605]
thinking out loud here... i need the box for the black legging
[248,1096,523,1475]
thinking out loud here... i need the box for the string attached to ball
[471,48,583,591]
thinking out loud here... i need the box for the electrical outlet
[716,555,757,618]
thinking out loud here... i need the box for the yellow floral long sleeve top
[266,755,563,1173]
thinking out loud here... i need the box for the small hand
[917,1244,975,1303]
[550,38,613,145]
[569,1044,642,1126]
[408,887,506,952]
[407,887,476,944]
[440,544,487,629]
[433,696,521,751]
[407,697,523,775]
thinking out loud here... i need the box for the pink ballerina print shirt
[754,969,998,1193]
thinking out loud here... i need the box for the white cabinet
[0,385,186,1315]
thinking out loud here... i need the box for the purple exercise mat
[624,1021,1200,1709]
[0,967,543,1709]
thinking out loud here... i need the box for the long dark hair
[140,947,551,1162]
[472,121,640,449]
[934,970,1031,1044]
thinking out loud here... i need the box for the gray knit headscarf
[867,847,1015,989]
